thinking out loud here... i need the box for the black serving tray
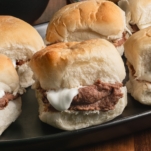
[0,23,151,151]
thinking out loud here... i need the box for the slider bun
[0,54,21,135]
[36,87,127,130]
[118,0,151,30]
[126,71,151,105]
[0,15,45,88]
[30,39,126,90]
[0,15,45,60]
[46,0,126,44]
[0,54,19,94]
[124,26,151,82]
[0,97,21,135]
[124,26,151,105]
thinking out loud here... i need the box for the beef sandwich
[30,39,127,130]
[0,15,45,91]
[118,0,151,33]
[124,26,151,105]
[45,0,130,56]
[0,54,21,135]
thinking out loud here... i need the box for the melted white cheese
[46,87,80,111]
[0,89,5,98]
[11,59,16,68]
[0,82,11,98]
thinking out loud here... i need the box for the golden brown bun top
[0,54,19,93]
[30,39,126,90]
[46,0,126,44]
[124,26,151,81]
[0,15,45,60]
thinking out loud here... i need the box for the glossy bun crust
[30,39,126,90]
[46,0,126,44]
[0,15,45,88]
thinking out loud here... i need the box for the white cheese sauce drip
[46,87,80,111]
[0,89,5,98]
[11,59,16,68]
[0,82,11,98]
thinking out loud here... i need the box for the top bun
[30,39,126,90]
[118,0,151,31]
[45,0,127,44]
[124,26,151,82]
[0,15,45,88]
[0,15,45,60]
[0,54,19,94]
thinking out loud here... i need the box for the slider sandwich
[118,0,151,33]
[0,54,21,135]
[0,15,45,91]
[45,0,130,56]
[124,26,151,105]
[30,39,127,130]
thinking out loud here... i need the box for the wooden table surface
[72,128,151,151]
[34,1,151,151]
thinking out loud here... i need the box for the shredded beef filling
[127,61,136,77]
[69,80,123,111]
[40,80,123,112]
[130,24,139,33]
[0,93,19,110]
[16,59,29,66]
[127,61,151,83]
[112,32,127,47]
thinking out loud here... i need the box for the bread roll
[30,39,127,130]
[118,0,151,33]
[0,54,21,135]
[124,26,151,105]
[45,0,130,55]
[0,15,45,89]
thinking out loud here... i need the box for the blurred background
[0,0,69,25]
[0,0,119,25]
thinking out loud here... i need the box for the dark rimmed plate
[0,23,151,151]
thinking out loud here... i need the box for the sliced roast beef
[130,24,139,33]
[40,80,123,112]
[16,59,29,66]
[69,80,123,111]
[112,32,127,47]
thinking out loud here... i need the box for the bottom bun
[126,74,151,105]
[0,97,22,135]
[36,87,127,131]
